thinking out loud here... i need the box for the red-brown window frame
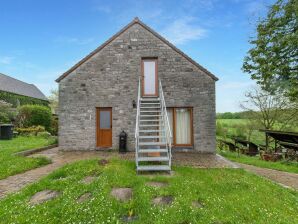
[167,107,194,147]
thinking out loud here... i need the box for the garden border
[14,144,58,156]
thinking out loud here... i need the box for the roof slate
[0,73,48,101]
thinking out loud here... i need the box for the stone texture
[77,192,92,203]
[58,22,216,153]
[111,188,132,202]
[29,190,60,205]
[146,181,168,187]
[152,196,173,205]
[192,200,204,208]
[98,159,109,166]
[81,176,97,184]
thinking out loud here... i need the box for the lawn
[219,150,298,174]
[0,159,297,223]
[0,136,56,180]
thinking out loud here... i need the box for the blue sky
[0,0,274,112]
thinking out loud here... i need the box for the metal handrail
[159,79,172,166]
[134,77,141,165]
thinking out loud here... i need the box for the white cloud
[161,17,207,45]
[54,37,94,45]
[0,56,14,65]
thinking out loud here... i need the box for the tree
[48,88,58,114]
[243,0,298,100]
[240,87,298,131]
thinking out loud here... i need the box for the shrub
[0,112,10,123]
[16,105,51,131]
[36,131,51,138]
[15,125,45,136]
[50,117,58,136]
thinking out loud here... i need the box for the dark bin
[119,130,127,153]
[0,124,14,140]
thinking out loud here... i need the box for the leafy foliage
[16,105,52,131]
[48,88,58,114]
[0,90,49,107]
[0,100,16,123]
[15,125,46,136]
[243,0,298,100]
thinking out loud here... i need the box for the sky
[0,0,275,112]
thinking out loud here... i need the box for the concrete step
[137,165,171,171]
[140,119,161,122]
[139,124,161,127]
[137,156,169,162]
[140,115,162,117]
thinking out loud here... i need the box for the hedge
[16,105,52,131]
[0,91,49,107]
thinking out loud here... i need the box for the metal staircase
[135,78,172,172]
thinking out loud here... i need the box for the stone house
[56,18,218,159]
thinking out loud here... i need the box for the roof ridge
[55,17,218,82]
[0,72,34,86]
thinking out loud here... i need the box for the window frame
[167,107,194,147]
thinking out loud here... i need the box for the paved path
[235,162,298,190]
[0,148,233,199]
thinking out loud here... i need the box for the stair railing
[135,77,141,167]
[159,79,172,168]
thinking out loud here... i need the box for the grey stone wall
[58,23,216,153]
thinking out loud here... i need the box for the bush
[37,131,51,138]
[16,105,52,131]
[15,125,45,136]
[50,117,58,136]
[0,112,10,123]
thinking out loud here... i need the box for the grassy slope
[219,150,298,174]
[0,159,297,224]
[0,136,56,179]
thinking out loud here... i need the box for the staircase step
[139,124,161,127]
[137,165,171,171]
[141,110,161,112]
[138,156,169,162]
[139,130,164,133]
[141,98,160,101]
[138,149,168,153]
[140,107,160,109]
[139,142,166,146]
[140,115,162,117]
[141,102,160,104]
[139,136,162,139]
[140,119,161,121]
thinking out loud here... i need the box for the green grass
[0,136,56,179]
[219,150,298,174]
[0,159,297,223]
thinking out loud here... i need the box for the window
[166,108,193,146]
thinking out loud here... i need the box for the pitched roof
[56,17,219,82]
[0,73,48,101]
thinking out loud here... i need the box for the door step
[137,165,171,171]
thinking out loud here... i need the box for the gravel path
[235,162,298,190]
